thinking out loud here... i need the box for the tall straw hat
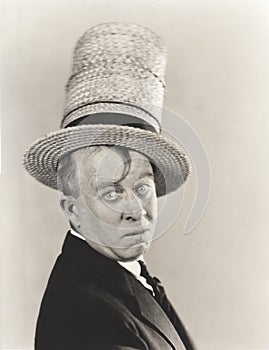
[23,22,191,197]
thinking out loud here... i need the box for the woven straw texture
[23,125,191,197]
[62,22,167,129]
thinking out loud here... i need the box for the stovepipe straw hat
[23,22,192,197]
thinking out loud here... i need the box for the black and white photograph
[2,1,269,349]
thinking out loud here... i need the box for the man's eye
[135,184,150,196]
[103,191,120,201]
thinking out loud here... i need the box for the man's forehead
[72,146,152,178]
[73,146,150,165]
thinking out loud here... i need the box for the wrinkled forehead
[72,145,153,182]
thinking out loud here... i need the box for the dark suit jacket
[35,232,196,350]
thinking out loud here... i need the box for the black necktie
[138,260,196,350]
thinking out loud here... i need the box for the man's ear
[59,195,80,227]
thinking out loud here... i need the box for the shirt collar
[70,228,86,241]
[118,259,143,279]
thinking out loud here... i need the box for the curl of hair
[57,146,137,198]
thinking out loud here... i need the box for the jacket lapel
[126,272,186,350]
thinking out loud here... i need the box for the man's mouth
[124,229,149,237]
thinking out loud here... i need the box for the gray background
[1,0,269,349]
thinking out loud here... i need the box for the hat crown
[71,22,167,83]
[61,22,167,131]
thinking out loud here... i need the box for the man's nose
[121,195,147,222]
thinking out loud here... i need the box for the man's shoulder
[40,243,137,316]
[35,269,147,350]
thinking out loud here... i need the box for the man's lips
[124,229,149,237]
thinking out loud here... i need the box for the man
[23,22,195,349]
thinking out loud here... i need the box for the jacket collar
[70,228,145,281]
[61,232,135,301]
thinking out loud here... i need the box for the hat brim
[22,124,191,197]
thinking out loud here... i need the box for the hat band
[62,101,162,132]
[65,113,158,134]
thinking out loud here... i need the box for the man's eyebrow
[95,173,154,190]
[138,172,154,180]
[96,181,122,190]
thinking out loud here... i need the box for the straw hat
[23,22,191,197]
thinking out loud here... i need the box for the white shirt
[70,228,154,294]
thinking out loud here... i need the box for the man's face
[71,146,158,261]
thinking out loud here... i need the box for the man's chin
[85,237,151,262]
[112,242,151,262]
